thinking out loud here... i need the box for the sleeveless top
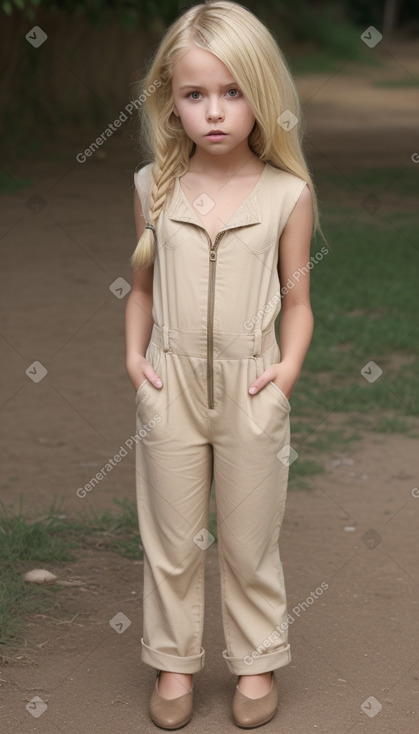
[134,161,307,346]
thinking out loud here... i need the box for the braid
[130,146,187,270]
[149,148,180,224]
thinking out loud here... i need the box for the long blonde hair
[130,0,324,269]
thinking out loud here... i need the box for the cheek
[236,101,255,128]
[176,104,198,130]
[242,110,256,135]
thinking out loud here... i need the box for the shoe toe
[149,674,193,730]
[232,673,278,728]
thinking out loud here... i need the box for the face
[171,45,256,156]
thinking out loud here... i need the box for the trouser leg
[211,355,292,675]
[134,352,211,673]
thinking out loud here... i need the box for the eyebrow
[179,82,238,91]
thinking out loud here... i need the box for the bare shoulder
[283,182,313,234]
[293,182,312,212]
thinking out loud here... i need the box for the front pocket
[266,380,291,412]
[134,343,163,403]
[134,378,151,402]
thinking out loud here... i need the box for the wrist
[126,352,146,365]
[126,355,146,380]
[279,358,302,377]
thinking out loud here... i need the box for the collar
[165,162,270,231]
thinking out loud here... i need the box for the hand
[248,362,299,400]
[126,355,163,392]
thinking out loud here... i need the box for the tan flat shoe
[232,671,278,728]
[149,670,193,730]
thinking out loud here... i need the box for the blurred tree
[383,0,400,38]
[1,0,417,159]
[1,0,187,28]
[2,0,418,34]
[343,0,419,36]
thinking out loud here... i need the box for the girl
[125,1,323,728]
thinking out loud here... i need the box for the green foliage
[2,0,418,33]
[285,167,419,454]
[2,0,39,18]
[277,164,419,488]
[343,0,419,28]
[1,0,188,27]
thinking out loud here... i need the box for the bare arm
[125,189,162,391]
[249,184,314,399]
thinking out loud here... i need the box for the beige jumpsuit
[133,161,307,675]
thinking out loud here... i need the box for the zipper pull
[209,249,217,261]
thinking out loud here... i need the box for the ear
[172,103,179,117]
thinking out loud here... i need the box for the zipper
[206,230,226,409]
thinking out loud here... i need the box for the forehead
[172,45,235,84]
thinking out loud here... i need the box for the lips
[206,130,227,136]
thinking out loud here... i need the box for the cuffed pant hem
[222,645,291,675]
[140,638,205,673]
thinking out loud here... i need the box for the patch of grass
[318,169,419,211]
[288,419,361,487]
[304,428,360,453]
[0,498,77,650]
[0,496,219,650]
[373,78,419,89]
[292,177,418,397]
[0,497,145,649]
[289,456,325,491]
[372,415,418,435]
[0,498,77,565]
[289,456,324,478]
[0,170,34,194]
[289,418,362,484]
[280,165,419,466]
[69,497,143,559]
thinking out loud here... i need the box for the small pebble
[22,569,58,584]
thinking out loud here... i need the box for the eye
[226,88,241,98]
[186,91,202,100]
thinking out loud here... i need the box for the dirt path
[1,44,419,732]
[1,433,418,732]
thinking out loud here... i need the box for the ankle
[237,671,273,698]
[238,671,272,681]
[157,670,193,699]
[160,671,192,681]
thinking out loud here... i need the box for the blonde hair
[130,0,324,269]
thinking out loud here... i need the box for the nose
[206,95,224,122]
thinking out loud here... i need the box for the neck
[187,142,261,178]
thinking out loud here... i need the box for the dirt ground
[1,43,418,733]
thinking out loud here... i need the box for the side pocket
[134,377,151,403]
[266,380,291,412]
[134,342,162,404]
[261,351,291,412]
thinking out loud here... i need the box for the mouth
[206,131,227,137]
